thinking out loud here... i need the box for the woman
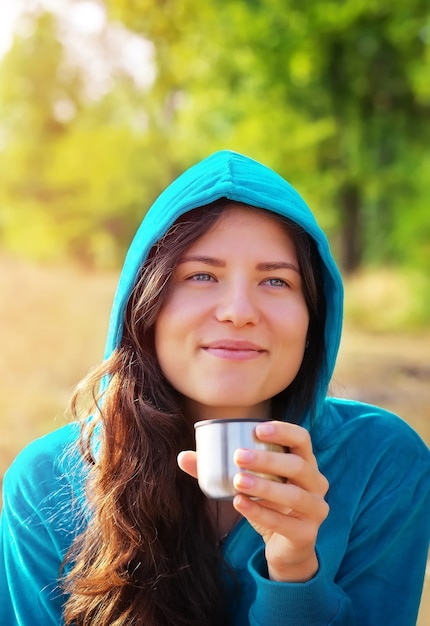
[1,150,429,625]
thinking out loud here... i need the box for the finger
[233,472,329,521]
[177,450,198,479]
[233,493,296,526]
[233,492,328,543]
[255,421,317,466]
[233,448,329,495]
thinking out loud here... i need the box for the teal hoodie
[1,151,429,625]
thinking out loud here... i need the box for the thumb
[177,450,198,479]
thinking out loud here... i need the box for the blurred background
[0,0,429,620]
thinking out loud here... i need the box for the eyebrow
[256,261,300,274]
[178,255,300,274]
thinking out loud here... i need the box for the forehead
[190,204,296,250]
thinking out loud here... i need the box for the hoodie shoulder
[316,397,429,464]
[2,423,82,505]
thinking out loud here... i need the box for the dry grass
[344,267,430,332]
[0,256,428,623]
[0,256,118,472]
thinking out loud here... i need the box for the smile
[203,340,266,361]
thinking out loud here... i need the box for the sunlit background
[0,1,429,620]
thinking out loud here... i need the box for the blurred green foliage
[0,0,429,278]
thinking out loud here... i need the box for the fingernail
[234,472,255,489]
[235,448,255,463]
[256,423,275,436]
[234,494,251,509]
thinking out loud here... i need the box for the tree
[106,0,430,272]
[0,7,172,266]
[2,0,429,272]
[0,10,84,260]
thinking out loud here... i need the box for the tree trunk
[339,182,362,274]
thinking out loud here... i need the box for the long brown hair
[62,200,326,625]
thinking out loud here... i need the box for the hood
[104,150,344,411]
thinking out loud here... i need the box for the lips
[203,339,266,361]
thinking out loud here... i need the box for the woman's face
[154,205,310,420]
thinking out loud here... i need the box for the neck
[186,399,271,422]
[207,499,242,544]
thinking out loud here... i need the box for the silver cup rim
[194,418,271,429]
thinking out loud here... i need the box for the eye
[263,278,289,288]
[188,272,215,282]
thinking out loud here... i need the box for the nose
[215,282,259,327]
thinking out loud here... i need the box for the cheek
[298,308,310,339]
[154,301,187,377]
[276,301,309,339]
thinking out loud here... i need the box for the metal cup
[194,418,284,500]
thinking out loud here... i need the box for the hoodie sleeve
[242,413,430,626]
[0,429,81,626]
[248,548,354,624]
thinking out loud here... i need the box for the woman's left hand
[232,420,329,582]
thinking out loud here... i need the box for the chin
[191,393,269,417]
